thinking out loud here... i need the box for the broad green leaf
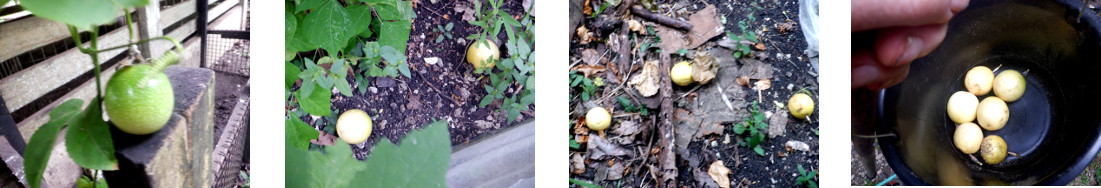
[286,118,319,150]
[353,120,450,187]
[373,1,416,21]
[296,82,331,116]
[288,16,318,52]
[294,0,325,13]
[379,20,412,54]
[285,139,365,188]
[362,42,380,58]
[20,0,120,30]
[346,5,373,38]
[285,61,301,89]
[303,0,353,55]
[66,98,117,170]
[568,137,580,149]
[753,145,765,156]
[285,12,298,51]
[378,46,406,66]
[25,99,83,188]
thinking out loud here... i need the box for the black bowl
[877,0,1101,185]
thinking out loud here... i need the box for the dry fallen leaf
[755,79,771,91]
[310,130,336,146]
[629,60,661,97]
[454,3,477,22]
[776,19,797,34]
[692,51,719,84]
[708,161,732,188]
[572,153,587,174]
[754,43,766,51]
[574,64,606,78]
[655,25,687,56]
[580,49,601,65]
[577,26,594,45]
[583,0,593,15]
[736,76,750,86]
[686,5,725,49]
[627,19,644,34]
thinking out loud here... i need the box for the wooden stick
[630,5,693,31]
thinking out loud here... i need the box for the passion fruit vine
[104,51,179,135]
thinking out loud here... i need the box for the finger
[874,23,949,67]
[852,51,881,89]
[852,0,968,32]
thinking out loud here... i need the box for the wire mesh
[203,31,249,77]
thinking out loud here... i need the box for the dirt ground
[292,0,535,160]
[568,0,819,187]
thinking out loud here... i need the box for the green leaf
[303,0,353,55]
[25,99,83,188]
[568,137,580,149]
[296,82,332,116]
[333,76,353,97]
[379,20,413,54]
[362,42,380,58]
[798,164,806,175]
[294,0,325,13]
[397,62,411,78]
[66,98,117,170]
[479,95,494,107]
[346,4,373,39]
[285,13,298,50]
[285,117,319,151]
[569,178,605,188]
[348,120,449,187]
[373,0,416,21]
[809,181,818,188]
[20,0,124,30]
[732,124,746,134]
[677,48,688,56]
[286,61,301,90]
[753,145,765,156]
[285,139,366,188]
[330,58,348,79]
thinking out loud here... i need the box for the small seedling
[433,22,455,43]
[732,101,769,156]
[795,164,818,188]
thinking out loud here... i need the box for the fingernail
[852,65,880,89]
[896,36,924,66]
[951,0,969,13]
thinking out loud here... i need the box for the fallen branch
[630,5,693,31]
[656,53,678,188]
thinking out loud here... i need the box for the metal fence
[203,30,249,76]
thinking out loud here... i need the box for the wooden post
[135,0,164,59]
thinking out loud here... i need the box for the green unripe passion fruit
[946,91,979,124]
[964,66,995,96]
[670,61,693,86]
[788,93,814,119]
[976,96,1009,131]
[105,52,179,135]
[467,39,500,70]
[336,109,373,144]
[953,122,983,154]
[586,107,611,131]
[980,135,1008,164]
[993,70,1026,102]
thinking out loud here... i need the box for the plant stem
[68,26,103,101]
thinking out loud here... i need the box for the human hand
[851,0,969,89]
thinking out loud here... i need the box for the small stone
[425,57,441,65]
[369,87,378,93]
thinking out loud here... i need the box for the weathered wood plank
[159,0,195,29]
[15,62,120,143]
[0,27,130,112]
[0,16,71,61]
